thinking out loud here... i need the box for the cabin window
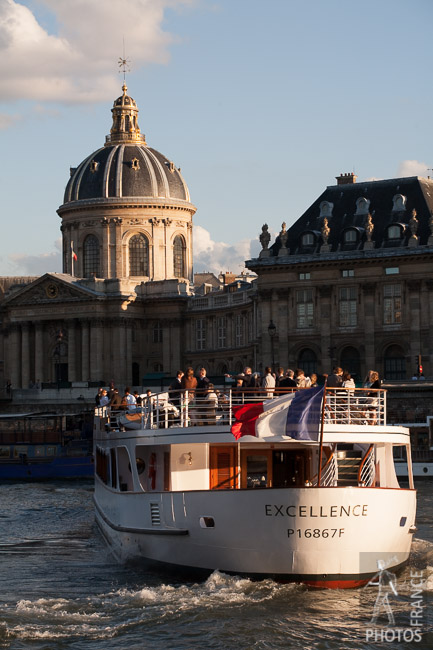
[241,450,272,488]
[384,284,402,324]
[46,446,57,456]
[14,446,28,459]
[34,446,45,457]
[296,289,314,328]
[339,287,357,327]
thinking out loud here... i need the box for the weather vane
[118,38,131,82]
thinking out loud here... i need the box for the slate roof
[253,176,433,261]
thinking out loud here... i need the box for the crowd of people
[94,366,383,426]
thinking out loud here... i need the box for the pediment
[3,274,98,306]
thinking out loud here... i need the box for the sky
[1,0,433,277]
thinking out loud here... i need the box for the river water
[0,479,431,650]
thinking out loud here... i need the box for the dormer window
[319,201,334,218]
[89,160,99,173]
[344,229,357,243]
[131,157,140,171]
[392,194,407,212]
[388,225,402,239]
[355,197,370,216]
[302,233,314,246]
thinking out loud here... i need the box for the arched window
[340,346,361,382]
[384,345,406,380]
[297,349,317,378]
[83,235,100,278]
[129,234,149,277]
[173,236,186,278]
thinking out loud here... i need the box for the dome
[62,84,190,204]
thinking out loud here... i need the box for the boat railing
[312,450,338,487]
[95,387,387,431]
[358,444,375,487]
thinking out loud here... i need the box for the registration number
[287,528,345,538]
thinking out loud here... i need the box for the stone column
[407,280,421,370]
[90,319,103,382]
[9,324,21,389]
[114,218,123,278]
[276,289,288,369]
[319,286,332,373]
[21,322,31,388]
[426,280,433,377]
[81,320,90,381]
[101,219,110,278]
[35,323,44,384]
[362,283,376,375]
[259,291,272,369]
[67,320,77,382]
[125,321,132,385]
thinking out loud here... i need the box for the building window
[384,284,402,324]
[129,234,149,276]
[339,287,357,327]
[388,225,401,239]
[235,315,244,347]
[173,236,186,278]
[299,272,310,280]
[153,322,163,344]
[196,319,206,351]
[302,233,314,246]
[342,269,354,277]
[385,267,399,275]
[344,229,357,243]
[384,344,406,380]
[83,235,100,278]
[217,317,226,349]
[296,289,314,328]
[297,348,317,378]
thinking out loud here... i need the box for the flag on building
[71,241,78,261]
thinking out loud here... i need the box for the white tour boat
[93,386,417,588]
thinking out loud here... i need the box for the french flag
[231,386,325,441]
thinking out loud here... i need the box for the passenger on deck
[279,369,297,391]
[181,367,197,402]
[110,388,122,410]
[262,366,276,398]
[168,370,184,409]
[326,367,343,388]
[295,368,311,388]
[99,389,109,407]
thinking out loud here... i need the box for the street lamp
[268,320,276,369]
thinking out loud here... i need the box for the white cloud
[193,224,259,275]
[0,0,195,105]
[8,238,62,275]
[397,160,429,178]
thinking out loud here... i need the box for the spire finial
[118,37,131,83]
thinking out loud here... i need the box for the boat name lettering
[287,528,345,539]
[264,504,368,518]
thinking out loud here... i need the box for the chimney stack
[336,172,357,186]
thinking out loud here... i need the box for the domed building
[59,83,196,282]
[0,85,257,395]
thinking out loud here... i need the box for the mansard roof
[248,175,433,268]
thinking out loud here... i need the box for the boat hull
[94,483,416,588]
[0,456,94,480]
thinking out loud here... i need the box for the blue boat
[0,412,94,480]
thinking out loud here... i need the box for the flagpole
[317,380,327,487]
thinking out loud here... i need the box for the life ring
[149,452,157,489]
